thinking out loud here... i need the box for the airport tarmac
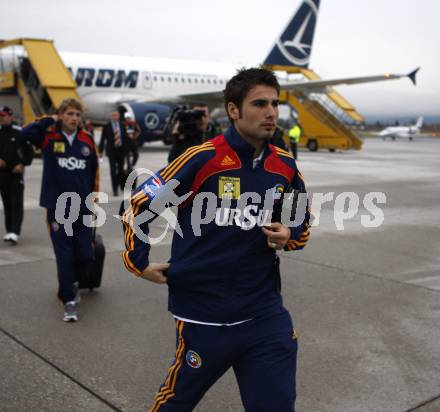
[1,137,440,412]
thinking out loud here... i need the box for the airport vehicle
[379,117,423,141]
[0,0,418,148]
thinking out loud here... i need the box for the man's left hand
[12,163,24,174]
[262,223,291,250]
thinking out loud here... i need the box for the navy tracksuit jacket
[121,126,310,411]
[121,126,310,323]
[22,118,99,303]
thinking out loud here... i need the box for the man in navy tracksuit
[22,98,99,322]
[120,68,310,411]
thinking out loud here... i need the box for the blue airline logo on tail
[263,0,320,68]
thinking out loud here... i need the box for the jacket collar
[54,122,82,139]
[224,126,271,163]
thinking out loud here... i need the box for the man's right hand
[0,159,6,168]
[139,263,170,284]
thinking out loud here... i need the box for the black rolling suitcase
[79,231,106,291]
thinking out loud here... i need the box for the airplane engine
[118,102,174,144]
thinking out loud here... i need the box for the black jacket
[0,123,34,173]
[99,121,128,156]
[270,128,288,151]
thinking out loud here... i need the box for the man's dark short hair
[223,67,280,122]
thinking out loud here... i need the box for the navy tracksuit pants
[46,209,93,304]
[150,310,298,412]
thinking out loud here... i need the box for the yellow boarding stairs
[264,64,363,151]
[0,38,81,124]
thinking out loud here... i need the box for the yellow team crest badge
[218,176,240,200]
[53,142,65,153]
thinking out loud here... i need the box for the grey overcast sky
[3,0,440,121]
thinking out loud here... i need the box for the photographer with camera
[167,104,209,163]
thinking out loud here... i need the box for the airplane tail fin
[416,116,423,128]
[263,0,320,68]
[408,67,420,85]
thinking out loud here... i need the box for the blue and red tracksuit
[121,126,310,411]
[22,118,99,303]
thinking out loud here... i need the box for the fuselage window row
[149,74,223,85]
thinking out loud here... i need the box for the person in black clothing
[123,112,141,170]
[0,106,33,244]
[271,126,288,151]
[99,111,127,196]
[167,104,209,163]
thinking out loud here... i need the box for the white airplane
[0,0,419,143]
[379,116,423,140]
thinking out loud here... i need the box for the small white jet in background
[379,117,423,141]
